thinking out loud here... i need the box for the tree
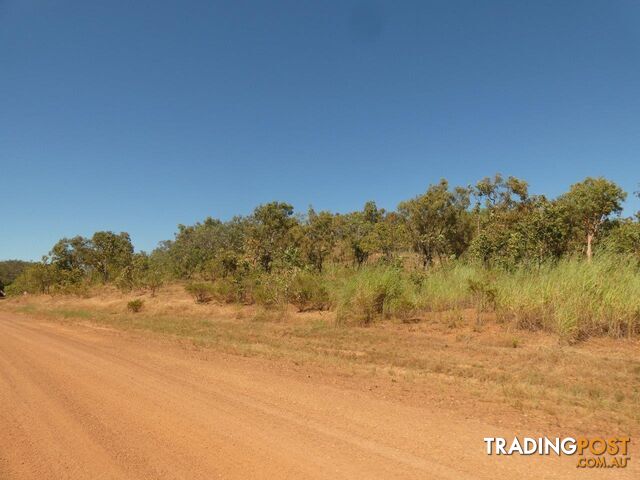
[485,196,571,268]
[0,260,34,287]
[164,217,247,279]
[50,236,90,272]
[88,231,134,283]
[300,207,336,272]
[468,174,567,268]
[474,174,529,210]
[398,179,471,267]
[601,219,640,260]
[246,202,298,271]
[561,177,626,261]
[335,202,384,267]
[8,260,57,294]
[364,212,407,262]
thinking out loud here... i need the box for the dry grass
[2,284,639,436]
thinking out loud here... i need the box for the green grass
[325,256,640,340]
[495,256,640,340]
[334,266,416,325]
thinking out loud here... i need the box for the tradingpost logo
[484,436,631,469]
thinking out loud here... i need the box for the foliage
[185,282,215,304]
[8,173,640,341]
[89,231,134,282]
[560,177,626,260]
[495,256,640,340]
[469,195,571,268]
[336,267,416,325]
[0,260,34,289]
[288,270,330,312]
[246,202,298,272]
[127,299,144,313]
[299,207,336,272]
[600,219,640,260]
[398,179,471,267]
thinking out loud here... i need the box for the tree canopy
[7,174,638,295]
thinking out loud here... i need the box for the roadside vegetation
[5,174,640,342]
[0,259,34,295]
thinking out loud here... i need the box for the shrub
[185,282,215,304]
[288,270,330,312]
[142,270,164,297]
[252,272,290,309]
[127,299,144,313]
[208,278,235,303]
[209,277,252,304]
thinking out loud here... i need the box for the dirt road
[0,313,634,479]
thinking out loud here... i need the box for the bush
[209,277,253,304]
[208,278,235,303]
[141,270,164,297]
[288,270,330,312]
[127,299,144,313]
[185,282,215,304]
[251,272,291,309]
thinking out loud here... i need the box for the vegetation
[0,260,34,292]
[126,299,144,313]
[185,282,215,304]
[5,174,640,341]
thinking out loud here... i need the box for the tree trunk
[586,233,593,262]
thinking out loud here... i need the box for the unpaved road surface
[0,313,635,479]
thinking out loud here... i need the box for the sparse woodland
[6,174,640,341]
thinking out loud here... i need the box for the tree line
[0,260,34,294]
[7,174,640,295]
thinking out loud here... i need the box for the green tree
[469,175,542,267]
[88,231,134,283]
[300,207,336,272]
[364,212,407,262]
[601,219,640,260]
[335,202,383,266]
[561,177,626,261]
[0,260,34,287]
[246,202,298,271]
[7,259,57,294]
[474,174,528,211]
[398,179,471,267]
[164,217,247,279]
[50,236,90,272]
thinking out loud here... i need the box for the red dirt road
[0,313,635,479]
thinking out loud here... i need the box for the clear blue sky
[2,0,640,260]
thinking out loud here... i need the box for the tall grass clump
[288,270,330,312]
[496,255,640,340]
[250,269,330,312]
[336,266,418,325]
[413,263,480,311]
